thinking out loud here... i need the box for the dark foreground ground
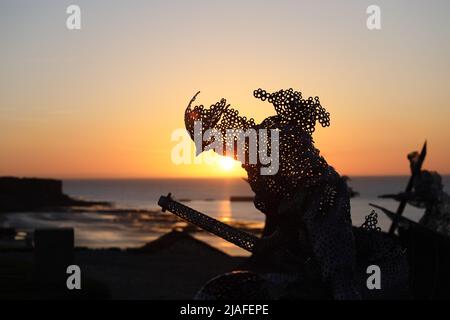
[0,231,247,299]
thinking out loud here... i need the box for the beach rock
[132,229,231,259]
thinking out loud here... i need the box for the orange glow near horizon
[1,1,450,179]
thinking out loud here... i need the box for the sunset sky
[1,0,449,178]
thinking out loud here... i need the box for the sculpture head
[184,88,332,213]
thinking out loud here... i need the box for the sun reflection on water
[218,200,232,223]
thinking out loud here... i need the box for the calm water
[3,177,449,255]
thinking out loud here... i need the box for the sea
[2,176,449,256]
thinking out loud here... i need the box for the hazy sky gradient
[1,0,449,178]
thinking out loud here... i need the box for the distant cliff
[0,177,108,212]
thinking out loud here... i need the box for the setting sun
[218,156,235,171]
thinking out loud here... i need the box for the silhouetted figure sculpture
[185,88,408,299]
[383,151,450,237]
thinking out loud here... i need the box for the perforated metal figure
[185,88,360,299]
[386,151,450,236]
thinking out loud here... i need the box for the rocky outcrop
[0,177,108,212]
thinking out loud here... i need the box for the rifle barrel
[158,193,258,253]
